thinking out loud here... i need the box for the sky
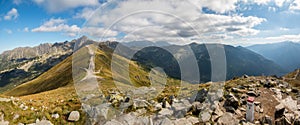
[1,0,300,53]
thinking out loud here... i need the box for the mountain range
[0,36,296,94]
[247,41,300,72]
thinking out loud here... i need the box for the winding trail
[80,45,102,81]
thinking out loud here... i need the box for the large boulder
[172,99,192,118]
[68,111,80,122]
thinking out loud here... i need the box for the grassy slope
[284,69,300,88]
[4,44,189,98]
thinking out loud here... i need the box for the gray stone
[154,103,162,111]
[51,113,59,119]
[155,117,174,125]
[158,108,173,118]
[68,111,80,122]
[133,99,150,109]
[35,120,54,125]
[172,100,192,118]
[186,116,199,124]
[13,114,20,120]
[0,121,9,125]
[174,118,192,125]
[104,119,123,125]
[199,108,211,123]
[217,113,239,125]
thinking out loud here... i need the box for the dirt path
[254,88,280,122]
[80,45,102,81]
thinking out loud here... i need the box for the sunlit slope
[5,44,186,97]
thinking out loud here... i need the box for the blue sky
[1,0,300,53]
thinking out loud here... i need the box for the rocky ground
[80,75,300,125]
[1,75,300,125]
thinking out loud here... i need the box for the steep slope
[283,69,300,88]
[131,43,285,83]
[247,41,300,72]
[0,36,97,92]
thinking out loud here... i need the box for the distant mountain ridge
[247,41,300,72]
[130,43,285,83]
[0,36,97,92]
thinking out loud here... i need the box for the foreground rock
[68,111,80,122]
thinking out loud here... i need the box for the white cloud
[279,27,289,31]
[31,18,117,38]
[73,7,96,20]
[265,34,300,42]
[32,18,80,37]
[32,0,100,13]
[4,8,19,20]
[289,0,300,10]
[274,0,286,7]
[81,0,266,43]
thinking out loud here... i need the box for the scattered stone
[51,113,59,119]
[247,91,257,97]
[155,103,162,111]
[217,113,239,125]
[104,119,123,125]
[158,108,173,118]
[0,121,9,125]
[13,114,20,120]
[0,98,10,102]
[239,108,246,112]
[35,119,54,125]
[68,111,80,122]
[186,116,199,124]
[254,101,261,106]
[156,117,174,125]
[259,108,264,113]
[199,108,211,123]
